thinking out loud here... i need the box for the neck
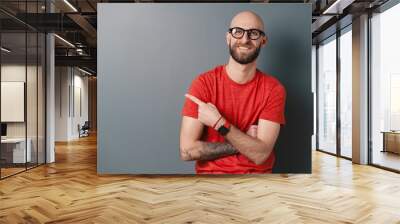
[226,57,257,84]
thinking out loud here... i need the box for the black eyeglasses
[228,27,265,40]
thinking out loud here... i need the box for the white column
[46,33,55,163]
[46,1,55,163]
[352,14,369,164]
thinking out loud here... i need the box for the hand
[185,94,222,128]
[246,125,258,137]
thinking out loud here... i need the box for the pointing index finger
[185,94,205,105]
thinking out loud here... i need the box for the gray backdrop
[98,3,312,174]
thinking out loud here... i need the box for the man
[180,11,286,174]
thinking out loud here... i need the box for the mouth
[237,46,252,51]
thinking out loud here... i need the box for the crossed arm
[179,95,281,165]
[179,117,239,161]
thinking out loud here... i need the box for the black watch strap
[218,122,230,136]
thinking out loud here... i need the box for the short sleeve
[181,76,209,119]
[259,83,286,125]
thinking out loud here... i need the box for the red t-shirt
[181,65,286,174]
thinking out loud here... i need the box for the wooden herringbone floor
[1,134,400,224]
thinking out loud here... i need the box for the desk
[1,138,32,163]
[381,131,400,154]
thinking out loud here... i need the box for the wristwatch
[218,120,231,136]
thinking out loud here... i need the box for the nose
[240,31,250,43]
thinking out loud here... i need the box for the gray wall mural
[98,3,312,174]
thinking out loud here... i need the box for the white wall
[1,65,40,138]
[55,66,70,141]
[71,72,89,138]
[1,66,26,139]
[55,67,89,141]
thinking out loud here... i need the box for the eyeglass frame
[228,27,266,40]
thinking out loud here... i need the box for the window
[317,35,337,154]
[339,27,352,158]
[371,2,400,171]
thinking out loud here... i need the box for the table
[381,131,400,154]
[1,138,32,164]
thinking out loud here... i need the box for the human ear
[261,36,268,46]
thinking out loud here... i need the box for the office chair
[79,121,90,138]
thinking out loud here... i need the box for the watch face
[218,126,230,136]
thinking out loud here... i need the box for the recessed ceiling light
[1,47,11,53]
[63,0,78,12]
[78,67,93,76]
[54,34,75,48]
[322,0,353,15]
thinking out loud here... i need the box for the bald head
[230,11,264,31]
[226,11,267,65]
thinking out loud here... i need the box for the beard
[229,41,261,65]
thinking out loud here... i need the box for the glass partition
[371,3,400,171]
[339,27,352,158]
[38,32,45,165]
[317,35,337,154]
[1,31,28,177]
[27,31,38,169]
[0,1,46,179]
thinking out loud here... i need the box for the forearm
[181,141,238,161]
[225,125,272,165]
